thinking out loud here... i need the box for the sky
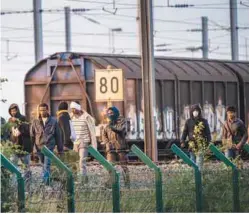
[0,0,249,119]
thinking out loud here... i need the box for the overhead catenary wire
[0,8,95,15]
[1,29,247,47]
[2,3,247,16]
[1,2,248,63]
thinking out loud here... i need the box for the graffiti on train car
[126,103,176,140]
[96,98,227,141]
[126,104,137,139]
[163,107,176,139]
[215,98,226,140]
[137,107,164,139]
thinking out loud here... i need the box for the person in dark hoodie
[56,101,75,150]
[8,103,32,179]
[180,104,211,170]
[222,106,248,159]
[102,106,130,186]
[30,103,63,184]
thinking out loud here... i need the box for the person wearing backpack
[222,106,248,159]
[57,101,76,151]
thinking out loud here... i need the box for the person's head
[107,106,120,122]
[226,106,236,120]
[58,101,68,111]
[9,103,20,117]
[190,104,202,118]
[10,107,18,117]
[70,101,82,115]
[38,103,49,118]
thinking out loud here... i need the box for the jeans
[79,147,88,176]
[38,145,55,184]
[225,149,239,159]
[10,154,31,179]
[189,152,204,171]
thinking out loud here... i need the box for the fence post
[171,144,203,212]
[131,145,163,212]
[41,146,75,213]
[0,153,25,212]
[243,144,249,153]
[88,146,120,213]
[209,143,240,212]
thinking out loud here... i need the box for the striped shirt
[71,114,91,147]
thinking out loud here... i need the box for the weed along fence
[1,144,249,212]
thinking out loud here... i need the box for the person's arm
[236,122,248,149]
[109,118,126,133]
[180,121,189,148]
[181,121,188,142]
[222,122,227,140]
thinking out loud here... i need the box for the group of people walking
[4,101,129,185]
[2,101,249,183]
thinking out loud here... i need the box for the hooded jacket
[8,103,33,154]
[57,110,73,149]
[103,107,128,153]
[181,104,211,143]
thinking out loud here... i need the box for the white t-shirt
[42,117,48,126]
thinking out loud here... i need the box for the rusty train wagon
[24,52,249,156]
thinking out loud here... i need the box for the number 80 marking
[100,77,119,94]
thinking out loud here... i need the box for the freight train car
[24,52,249,155]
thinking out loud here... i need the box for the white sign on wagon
[95,69,124,102]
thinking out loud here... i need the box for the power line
[66,0,248,9]
[0,8,94,15]
[210,33,230,40]
[67,0,136,6]
[1,27,242,46]
[2,22,246,47]
[211,51,247,57]
[0,26,136,36]
[2,2,247,16]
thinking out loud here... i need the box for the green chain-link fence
[1,143,249,213]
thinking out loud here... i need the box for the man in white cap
[70,101,97,182]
